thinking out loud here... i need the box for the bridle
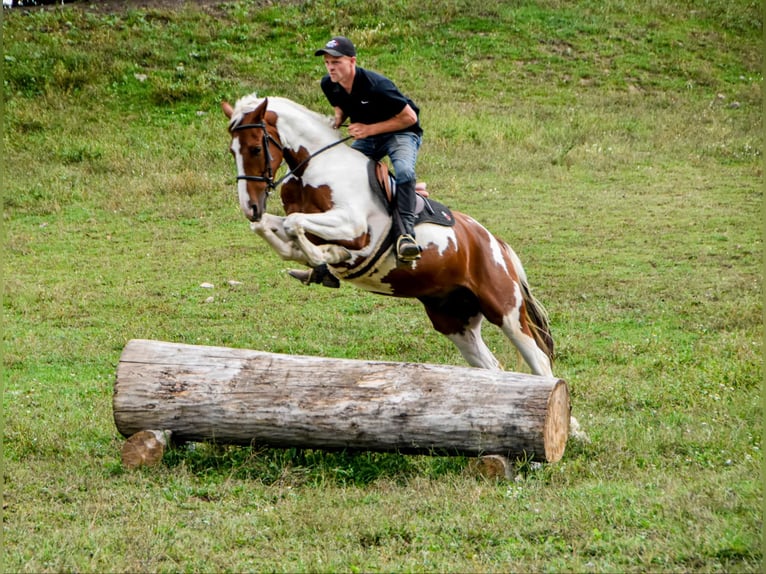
[231,121,284,193]
[231,120,352,194]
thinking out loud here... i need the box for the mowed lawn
[2,1,762,572]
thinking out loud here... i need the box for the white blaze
[230,137,253,218]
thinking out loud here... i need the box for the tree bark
[114,339,570,462]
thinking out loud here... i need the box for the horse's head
[222,98,284,222]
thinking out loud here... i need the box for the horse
[221,94,555,377]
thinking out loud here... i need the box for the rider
[315,36,423,262]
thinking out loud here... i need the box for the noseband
[231,120,352,193]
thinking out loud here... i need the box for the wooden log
[113,339,570,463]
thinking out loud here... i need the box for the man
[315,36,423,262]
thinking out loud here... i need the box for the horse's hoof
[288,269,312,285]
[287,267,341,289]
[321,273,341,288]
[569,416,591,443]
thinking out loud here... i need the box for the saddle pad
[368,161,455,228]
[415,196,455,227]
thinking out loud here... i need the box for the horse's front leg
[284,211,364,253]
[250,213,308,263]
[291,226,352,267]
[282,211,356,266]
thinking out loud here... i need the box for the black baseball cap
[314,36,356,57]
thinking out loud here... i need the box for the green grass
[2,0,763,572]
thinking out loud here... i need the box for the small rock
[204,296,215,304]
[200,282,214,289]
[227,280,243,286]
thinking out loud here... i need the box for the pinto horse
[222,95,554,377]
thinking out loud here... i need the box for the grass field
[2,0,763,571]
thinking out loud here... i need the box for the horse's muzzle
[244,202,262,223]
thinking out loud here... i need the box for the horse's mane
[229,94,339,146]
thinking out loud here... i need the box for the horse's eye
[248,146,262,156]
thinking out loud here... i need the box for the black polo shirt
[320,66,422,136]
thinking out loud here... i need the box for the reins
[232,121,352,192]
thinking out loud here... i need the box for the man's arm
[333,106,348,129]
[347,104,417,139]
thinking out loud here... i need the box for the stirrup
[396,234,422,262]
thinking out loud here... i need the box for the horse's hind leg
[500,309,553,377]
[420,291,501,370]
[445,314,501,370]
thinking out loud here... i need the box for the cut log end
[121,429,173,469]
[543,380,570,463]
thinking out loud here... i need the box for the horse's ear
[254,97,268,118]
[222,101,234,119]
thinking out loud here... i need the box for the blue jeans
[351,131,421,187]
[352,131,422,236]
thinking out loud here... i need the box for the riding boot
[394,180,422,262]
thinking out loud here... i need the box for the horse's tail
[506,244,554,362]
[520,280,555,363]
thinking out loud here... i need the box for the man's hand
[348,122,373,139]
[346,105,417,140]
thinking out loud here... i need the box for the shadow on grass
[161,442,471,486]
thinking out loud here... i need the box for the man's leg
[388,133,422,261]
[393,180,421,260]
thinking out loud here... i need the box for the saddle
[368,161,455,228]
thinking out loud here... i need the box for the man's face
[323,54,355,84]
